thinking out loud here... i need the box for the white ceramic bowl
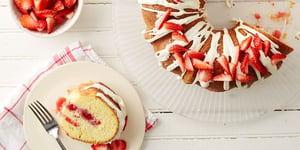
[8,0,83,37]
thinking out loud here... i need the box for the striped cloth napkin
[0,41,158,150]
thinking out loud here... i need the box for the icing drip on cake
[139,0,289,91]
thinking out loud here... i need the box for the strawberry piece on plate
[253,33,263,50]
[56,97,66,112]
[156,9,172,30]
[168,45,189,53]
[184,54,194,72]
[263,40,271,56]
[271,53,286,65]
[20,14,38,30]
[198,69,212,82]
[46,17,55,33]
[173,52,186,72]
[213,73,233,81]
[191,59,213,70]
[53,0,64,11]
[187,51,205,60]
[91,144,109,150]
[240,52,249,74]
[110,139,127,150]
[63,0,77,8]
[236,74,254,82]
[164,22,184,31]
[240,36,252,51]
[216,55,231,75]
[172,31,188,43]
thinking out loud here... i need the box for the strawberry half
[164,22,184,31]
[240,52,249,74]
[16,0,33,14]
[172,31,188,43]
[46,17,55,34]
[169,45,189,53]
[198,69,212,82]
[249,57,268,74]
[263,40,271,56]
[33,0,44,11]
[213,73,233,81]
[240,36,252,51]
[53,0,64,11]
[253,33,263,50]
[187,51,205,60]
[156,9,172,30]
[173,52,186,72]
[91,144,109,150]
[20,14,38,30]
[36,19,47,31]
[236,74,254,82]
[271,53,286,65]
[14,0,27,14]
[184,54,194,72]
[63,0,77,8]
[191,59,213,70]
[110,139,127,150]
[216,55,231,75]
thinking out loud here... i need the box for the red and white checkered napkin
[0,41,158,150]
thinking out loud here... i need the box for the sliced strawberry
[55,8,73,18]
[236,74,254,82]
[20,14,38,30]
[198,69,212,82]
[56,97,66,112]
[63,0,77,8]
[156,9,172,30]
[271,53,286,65]
[173,52,185,72]
[184,54,194,72]
[272,30,281,39]
[213,73,233,81]
[173,0,181,3]
[263,40,271,56]
[64,10,74,19]
[46,17,55,34]
[36,19,47,31]
[110,139,127,150]
[253,33,263,50]
[216,55,231,75]
[53,0,64,11]
[164,22,184,31]
[187,51,205,60]
[240,52,249,74]
[172,31,188,43]
[35,9,55,18]
[240,36,252,51]
[91,144,109,150]
[249,46,260,60]
[232,46,240,65]
[33,0,43,10]
[30,11,38,22]
[14,0,27,14]
[191,59,213,70]
[169,45,189,53]
[249,57,268,74]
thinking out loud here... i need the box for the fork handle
[56,138,67,150]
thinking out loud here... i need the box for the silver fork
[28,100,66,150]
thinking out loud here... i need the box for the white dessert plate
[23,62,145,150]
[114,0,299,122]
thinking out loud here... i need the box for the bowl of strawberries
[9,0,83,37]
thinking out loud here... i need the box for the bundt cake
[56,81,127,144]
[138,0,294,92]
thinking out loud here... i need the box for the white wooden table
[1,0,300,149]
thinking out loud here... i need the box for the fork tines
[28,100,54,125]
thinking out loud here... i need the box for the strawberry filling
[66,103,101,126]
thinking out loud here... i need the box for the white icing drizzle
[84,82,127,142]
[139,0,284,91]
